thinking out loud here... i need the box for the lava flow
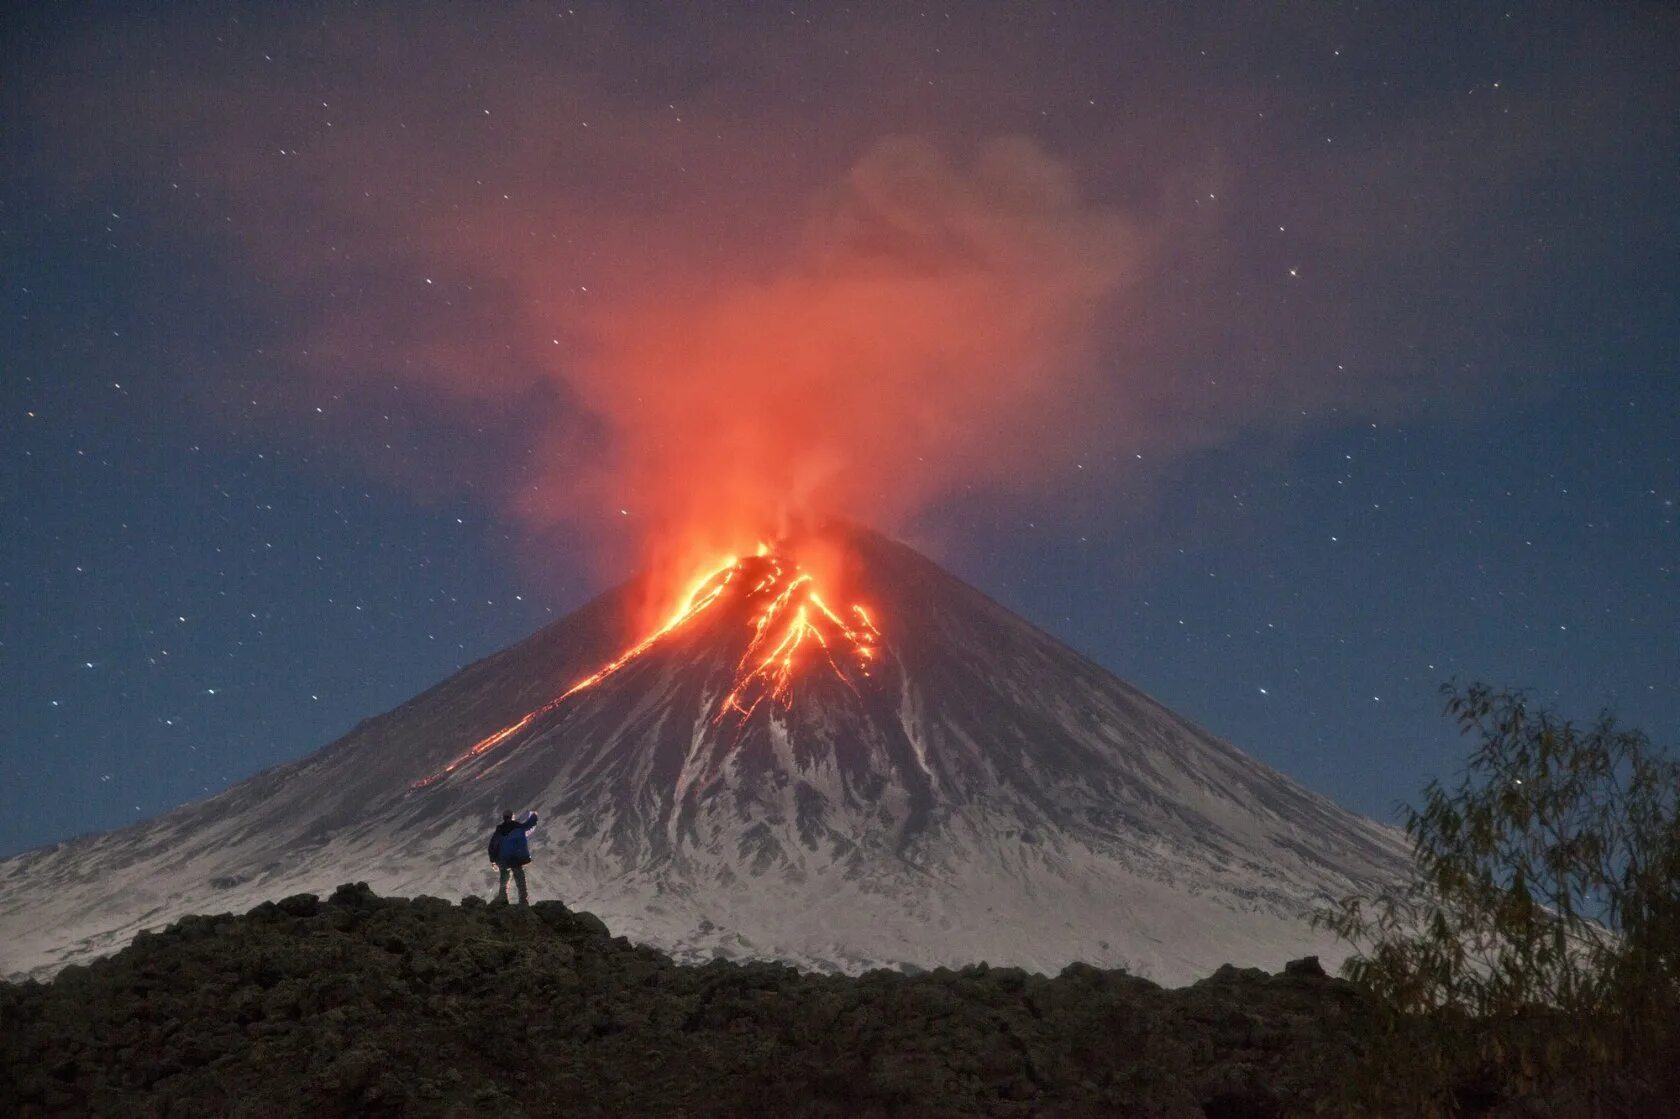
[412,546,882,788]
[712,553,882,725]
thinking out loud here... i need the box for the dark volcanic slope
[0,884,1386,1119]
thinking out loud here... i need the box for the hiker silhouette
[487,810,538,905]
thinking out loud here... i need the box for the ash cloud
[525,135,1145,560]
[13,4,1672,583]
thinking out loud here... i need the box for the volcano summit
[0,523,1406,984]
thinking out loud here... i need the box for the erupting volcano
[0,521,1408,985]
[418,545,886,789]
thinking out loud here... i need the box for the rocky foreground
[0,885,1455,1117]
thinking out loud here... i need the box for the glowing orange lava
[714,562,881,724]
[412,546,882,788]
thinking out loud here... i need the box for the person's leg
[512,863,528,905]
[496,864,511,903]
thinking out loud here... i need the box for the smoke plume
[16,3,1623,611]
[528,136,1141,580]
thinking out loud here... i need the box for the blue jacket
[488,813,538,866]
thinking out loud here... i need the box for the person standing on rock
[487,810,538,905]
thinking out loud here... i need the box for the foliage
[1317,682,1680,1115]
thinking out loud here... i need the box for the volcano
[0,523,1406,984]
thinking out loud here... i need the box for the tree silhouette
[1318,682,1680,1114]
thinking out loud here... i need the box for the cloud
[519,135,1144,557]
[13,3,1674,588]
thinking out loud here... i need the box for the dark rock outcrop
[0,885,1391,1117]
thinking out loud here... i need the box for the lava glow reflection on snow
[411,548,881,788]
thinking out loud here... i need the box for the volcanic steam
[521,136,1141,607]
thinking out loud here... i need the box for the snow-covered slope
[0,524,1407,984]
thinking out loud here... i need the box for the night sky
[4,3,1676,856]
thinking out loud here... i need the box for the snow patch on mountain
[0,524,1407,985]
